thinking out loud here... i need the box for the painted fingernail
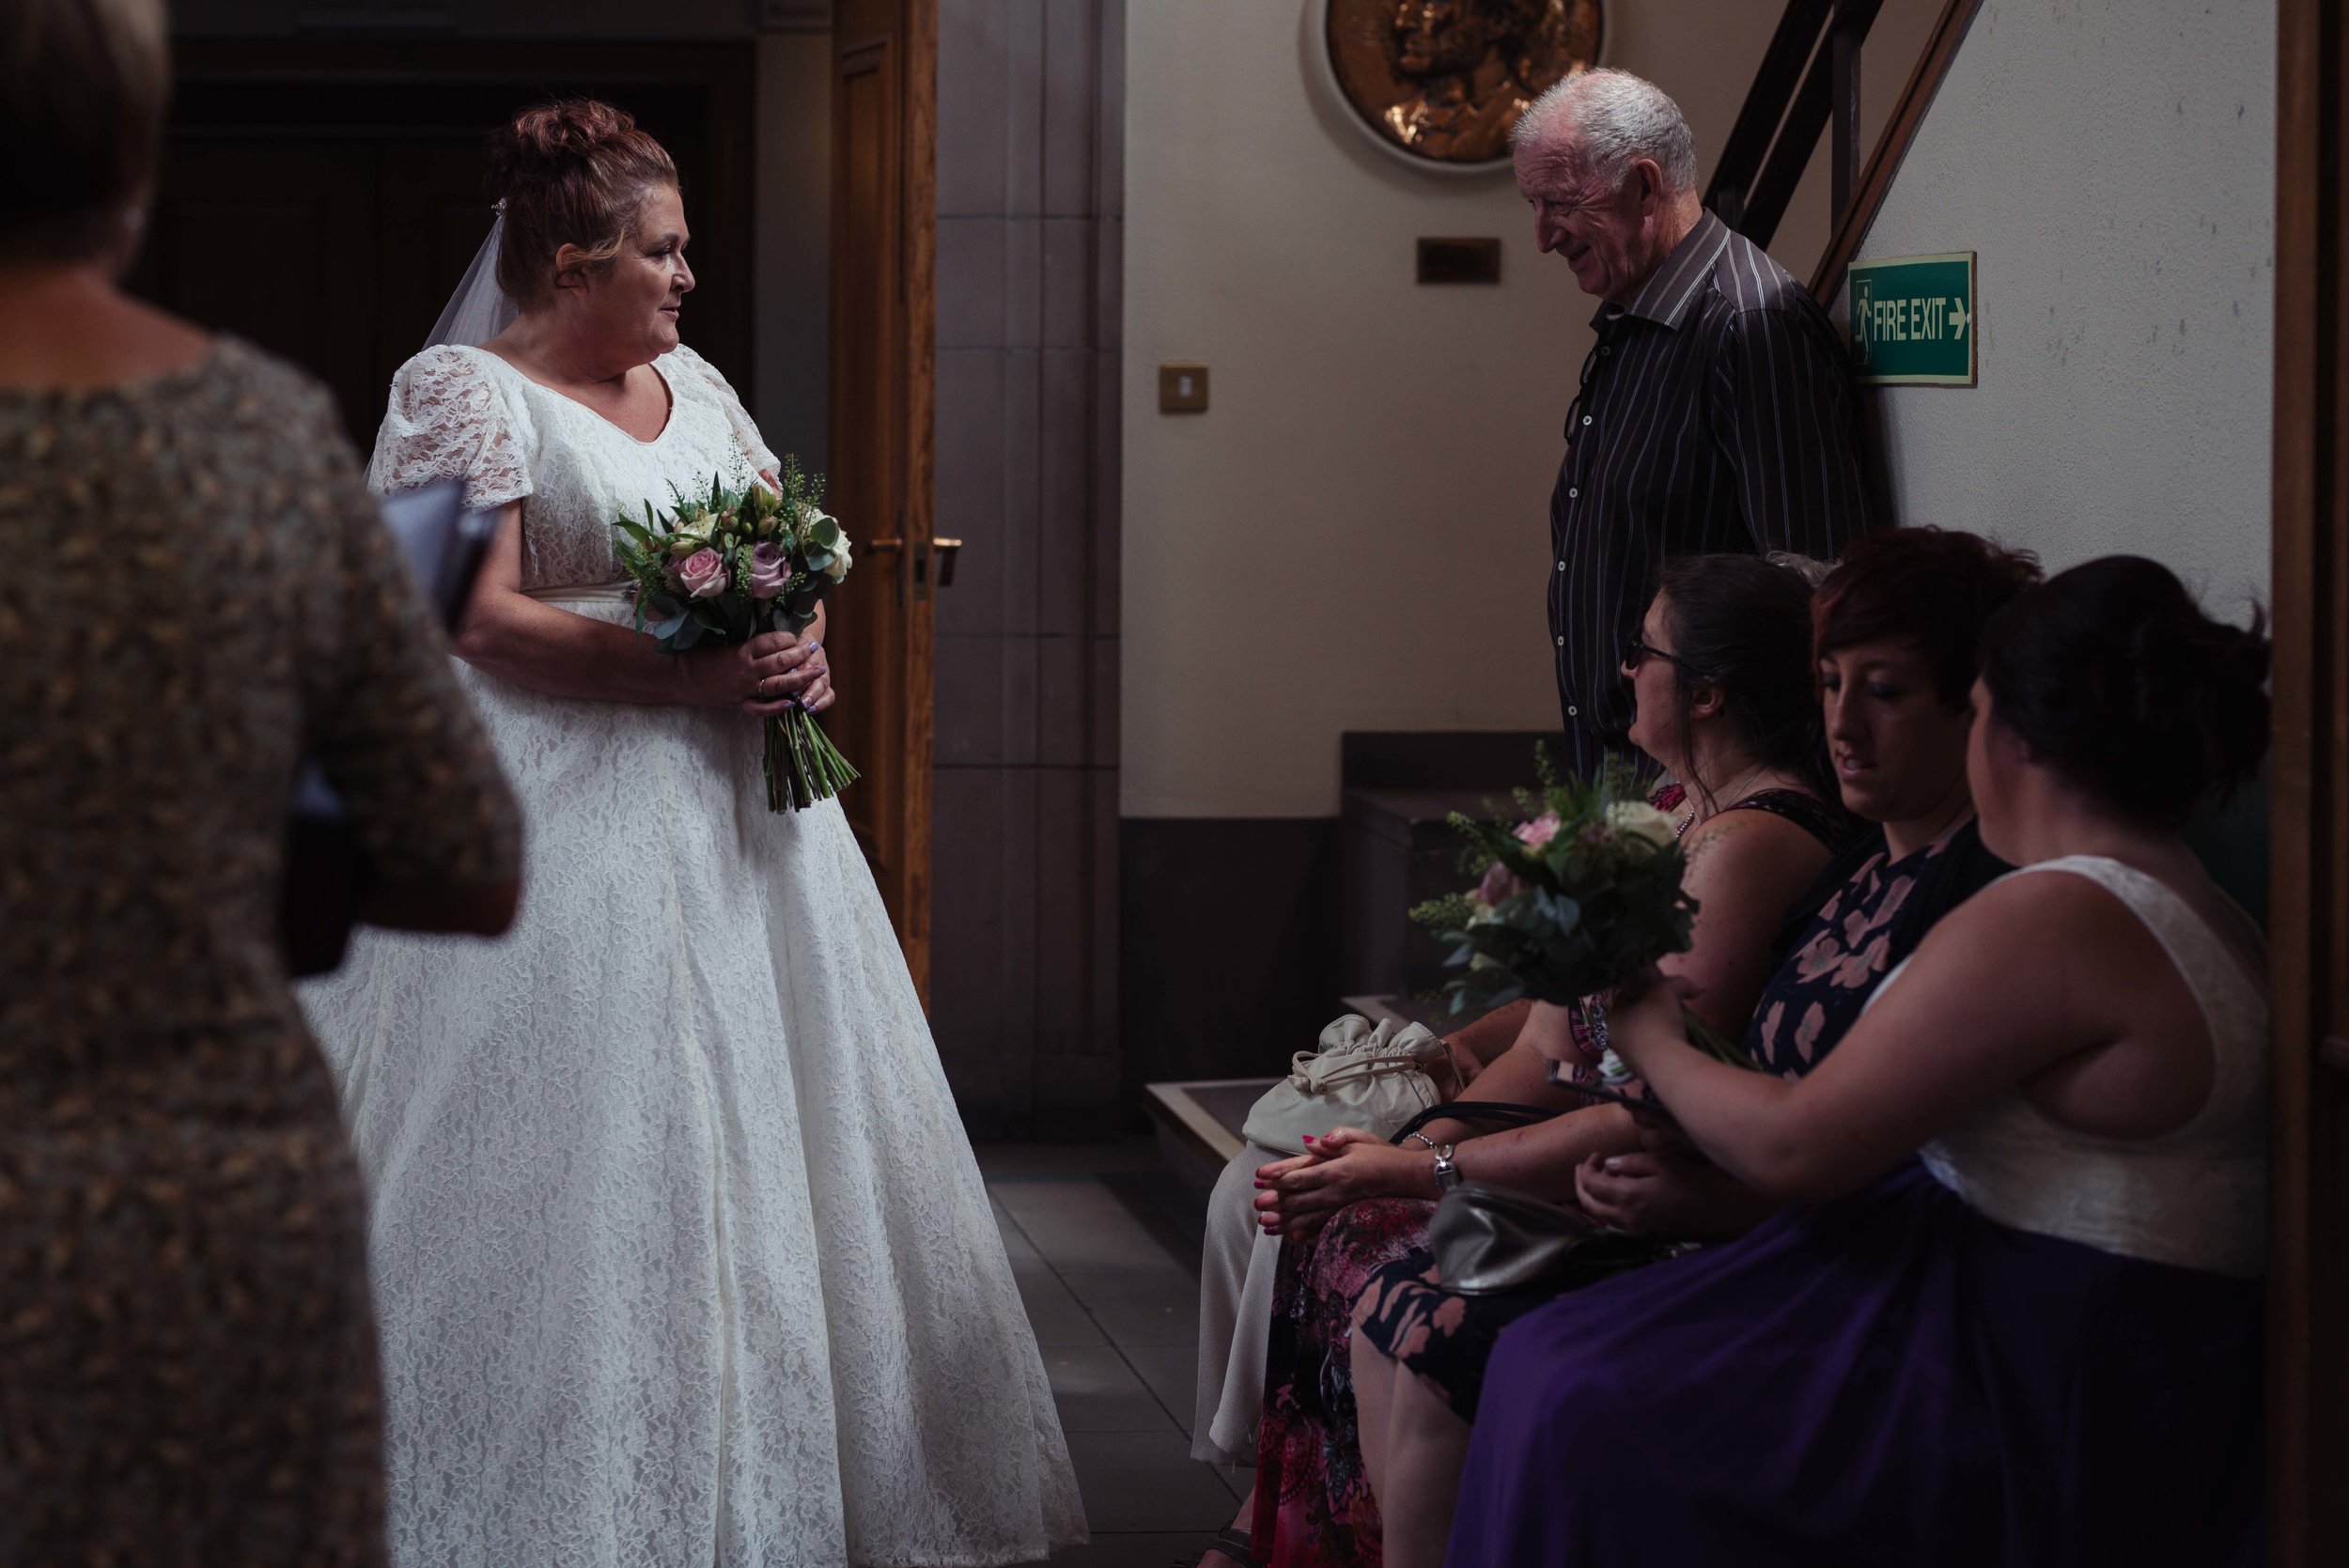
[1302,1134,1317,1143]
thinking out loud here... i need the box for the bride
[302,100,1084,1566]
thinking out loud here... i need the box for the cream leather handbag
[1239,1014,1464,1157]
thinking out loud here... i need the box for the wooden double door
[132,46,756,447]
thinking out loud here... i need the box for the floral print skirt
[1250,1197,1434,1568]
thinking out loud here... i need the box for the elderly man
[1517,70,1875,773]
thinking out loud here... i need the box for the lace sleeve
[366,346,536,510]
[664,343,780,476]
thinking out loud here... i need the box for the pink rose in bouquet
[747,541,789,599]
[677,547,727,599]
[1514,811,1563,850]
[1477,860,1525,907]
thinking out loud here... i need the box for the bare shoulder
[1906,865,2170,1002]
[1684,800,1838,882]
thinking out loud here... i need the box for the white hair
[1512,69,1698,194]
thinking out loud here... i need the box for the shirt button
[1568,706,1579,717]
[1555,635,1565,646]
[1568,487,1579,498]
[1599,346,1611,356]
[1581,414,1593,426]
[1556,560,1565,571]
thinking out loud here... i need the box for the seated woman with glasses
[1240,552,1855,1568]
[1449,553,2270,1568]
[1342,527,2039,1568]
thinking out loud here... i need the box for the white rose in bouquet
[1604,799,1679,848]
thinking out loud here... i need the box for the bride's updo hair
[1980,556,2269,828]
[489,99,679,308]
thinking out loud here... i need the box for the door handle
[911,537,963,600]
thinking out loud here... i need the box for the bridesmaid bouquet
[614,461,860,813]
[1410,755,1750,1069]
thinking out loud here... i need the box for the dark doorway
[132,40,756,448]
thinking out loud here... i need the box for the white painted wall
[1857,0,2275,609]
[1122,0,1941,818]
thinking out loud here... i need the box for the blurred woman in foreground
[0,1,521,1560]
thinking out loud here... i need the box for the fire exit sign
[1847,252,1976,386]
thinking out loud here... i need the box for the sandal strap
[1201,1524,1264,1568]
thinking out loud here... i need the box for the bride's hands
[678,629,833,714]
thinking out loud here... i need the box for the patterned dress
[0,340,521,1564]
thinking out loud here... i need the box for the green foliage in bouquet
[1410,753,1698,1015]
[1412,753,1758,1072]
[614,459,847,647]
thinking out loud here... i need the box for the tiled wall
[931,0,1123,1138]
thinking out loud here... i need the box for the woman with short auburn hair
[0,1,523,1560]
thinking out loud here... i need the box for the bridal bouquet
[1410,755,1750,1069]
[614,461,859,813]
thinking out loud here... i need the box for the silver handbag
[1427,1181,1667,1296]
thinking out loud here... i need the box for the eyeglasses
[1624,637,1695,673]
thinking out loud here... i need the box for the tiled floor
[977,1142,1246,1568]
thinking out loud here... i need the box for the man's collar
[1589,210,1734,333]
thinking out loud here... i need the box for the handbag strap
[1390,1100,1563,1144]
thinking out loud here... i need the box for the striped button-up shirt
[1548,210,1875,775]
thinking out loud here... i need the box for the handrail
[1706,0,1832,233]
[1808,0,1987,305]
[1704,0,1882,249]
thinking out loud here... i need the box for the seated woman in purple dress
[1244,553,1857,1568]
[1449,554,2270,1568]
[1344,529,2038,1567]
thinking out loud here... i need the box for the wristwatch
[1431,1144,1461,1194]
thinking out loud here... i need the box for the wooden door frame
[2269,1,2347,1561]
[828,0,938,998]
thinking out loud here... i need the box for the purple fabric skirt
[1448,1161,2262,1568]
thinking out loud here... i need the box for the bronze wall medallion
[1324,0,1604,169]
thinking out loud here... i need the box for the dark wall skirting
[1118,817,1344,1117]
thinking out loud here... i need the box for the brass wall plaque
[1325,0,1604,169]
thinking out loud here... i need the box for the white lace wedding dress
[301,342,1085,1567]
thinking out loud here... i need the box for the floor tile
[1059,1271,1201,1346]
[1013,1531,1206,1567]
[976,1139,1166,1179]
[1018,1269,1109,1347]
[1044,1345,1178,1433]
[995,1199,1051,1273]
[1116,1342,1199,1434]
[1065,1430,1249,1532]
[992,1178,1191,1275]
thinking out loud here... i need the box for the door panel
[2270,2,2349,1558]
[830,0,938,997]
[129,44,754,447]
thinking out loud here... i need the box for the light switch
[1159,363,1209,413]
